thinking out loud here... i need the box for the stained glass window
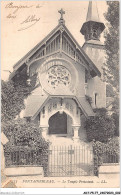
[47,65,71,88]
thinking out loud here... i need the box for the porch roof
[23,92,94,119]
[23,93,49,118]
[76,96,95,117]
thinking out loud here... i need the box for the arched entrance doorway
[39,98,81,139]
[49,112,67,135]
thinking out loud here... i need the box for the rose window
[47,65,71,88]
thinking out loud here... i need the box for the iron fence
[46,144,94,177]
[4,148,49,176]
[4,144,119,177]
[102,152,119,164]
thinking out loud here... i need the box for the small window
[85,69,88,83]
[93,29,97,39]
[42,107,45,115]
[95,93,98,106]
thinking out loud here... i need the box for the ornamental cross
[58,8,65,20]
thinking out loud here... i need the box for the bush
[3,119,49,175]
[111,113,119,136]
[93,137,119,157]
[92,137,119,176]
[3,118,49,149]
[85,108,115,143]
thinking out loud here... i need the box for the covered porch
[23,92,95,142]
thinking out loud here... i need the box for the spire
[86,1,100,23]
[58,8,65,25]
[80,1,105,42]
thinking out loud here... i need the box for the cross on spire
[58,8,65,24]
[58,8,65,19]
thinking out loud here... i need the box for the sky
[1,1,108,80]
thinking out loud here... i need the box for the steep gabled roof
[11,22,101,78]
[13,24,61,71]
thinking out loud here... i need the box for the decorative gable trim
[10,23,101,80]
[13,24,61,70]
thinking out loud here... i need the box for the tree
[111,112,119,136]
[85,108,115,143]
[1,72,32,121]
[2,70,49,172]
[104,1,119,114]
[1,80,25,121]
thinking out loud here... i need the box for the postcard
[1,1,120,189]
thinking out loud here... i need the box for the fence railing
[102,152,119,164]
[4,145,119,177]
[5,150,38,167]
[4,148,49,175]
[47,144,94,177]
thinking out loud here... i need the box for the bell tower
[81,1,106,108]
[80,1,105,43]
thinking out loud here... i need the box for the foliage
[93,137,120,157]
[106,84,115,97]
[2,69,49,175]
[104,1,119,114]
[1,68,39,122]
[1,80,25,122]
[92,136,119,176]
[3,118,49,175]
[111,113,119,136]
[1,77,31,122]
[111,96,119,115]
[3,118,49,149]
[104,1,119,92]
[85,108,115,143]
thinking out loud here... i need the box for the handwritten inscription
[5,2,43,31]
[7,13,16,19]
[21,15,40,24]
[5,2,33,14]
[18,15,40,31]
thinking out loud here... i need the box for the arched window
[92,23,99,40]
[85,69,88,83]
[95,93,98,106]
[93,29,97,39]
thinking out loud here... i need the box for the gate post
[72,125,80,141]
[40,126,49,140]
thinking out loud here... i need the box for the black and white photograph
[1,0,120,189]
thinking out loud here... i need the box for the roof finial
[58,8,65,24]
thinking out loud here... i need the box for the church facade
[10,2,106,142]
